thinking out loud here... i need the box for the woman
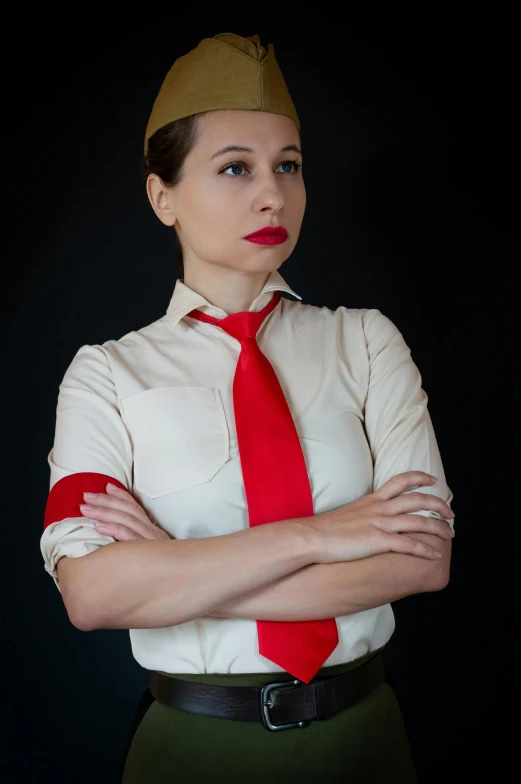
[40,32,455,783]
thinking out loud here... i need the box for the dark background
[2,11,516,783]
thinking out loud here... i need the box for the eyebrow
[209,144,302,161]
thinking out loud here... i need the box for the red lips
[243,226,288,245]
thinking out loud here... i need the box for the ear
[146,174,177,227]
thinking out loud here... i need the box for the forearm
[64,520,318,631]
[209,533,452,621]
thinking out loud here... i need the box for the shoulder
[281,297,369,326]
[285,301,410,369]
[60,315,170,390]
[102,315,173,357]
[284,299,402,341]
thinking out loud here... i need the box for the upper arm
[362,309,455,585]
[40,344,133,621]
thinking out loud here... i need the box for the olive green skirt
[121,648,417,783]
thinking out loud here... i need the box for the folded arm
[208,532,451,621]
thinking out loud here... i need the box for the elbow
[68,580,110,631]
[66,592,99,632]
[426,536,453,592]
[427,563,451,592]
[69,611,92,633]
[56,556,101,632]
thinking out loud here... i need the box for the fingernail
[434,551,443,558]
[94,522,109,530]
[429,475,437,481]
[107,483,119,492]
[80,504,95,511]
[83,492,97,500]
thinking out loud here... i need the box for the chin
[246,243,293,261]
[246,254,289,272]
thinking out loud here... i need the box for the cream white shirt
[40,269,454,674]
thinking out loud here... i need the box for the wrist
[288,518,325,566]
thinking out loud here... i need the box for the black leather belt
[149,650,385,731]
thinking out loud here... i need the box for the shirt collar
[165,269,302,329]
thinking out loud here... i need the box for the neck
[182,262,272,314]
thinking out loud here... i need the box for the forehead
[194,110,300,151]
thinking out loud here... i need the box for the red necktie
[188,291,339,683]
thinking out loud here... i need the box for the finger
[105,485,170,537]
[384,492,454,520]
[105,484,167,533]
[385,532,443,560]
[94,522,142,541]
[106,482,139,502]
[82,487,153,528]
[374,472,436,501]
[80,504,160,539]
[384,514,454,539]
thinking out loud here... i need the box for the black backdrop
[3,12,516,784]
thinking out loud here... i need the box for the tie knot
[218,310,263,342]
[186,291,282,341]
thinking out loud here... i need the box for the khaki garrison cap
[144,32,300,155]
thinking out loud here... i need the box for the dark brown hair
[142,112,211,275]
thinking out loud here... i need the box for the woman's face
[156,109,305,275]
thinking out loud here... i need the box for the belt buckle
[260,679,310,731]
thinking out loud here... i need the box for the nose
[251,171,285,215]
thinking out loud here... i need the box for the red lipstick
[243,226,288,245]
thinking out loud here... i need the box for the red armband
[43,472,128,530]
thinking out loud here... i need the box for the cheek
[286,182,306,223]
[183,181,238,231]
[177,181,244,258]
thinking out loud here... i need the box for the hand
[79,483,172,541]
[305,471,455,564]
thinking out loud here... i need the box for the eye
[276,160,302,174]
[220,162,249,177]
[219,159,302,179]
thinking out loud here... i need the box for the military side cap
[144,32,300,155]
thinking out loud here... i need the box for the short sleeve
[40,344,133,592]
[362,309,455,532]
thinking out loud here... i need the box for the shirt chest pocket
[121,386,230,498]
